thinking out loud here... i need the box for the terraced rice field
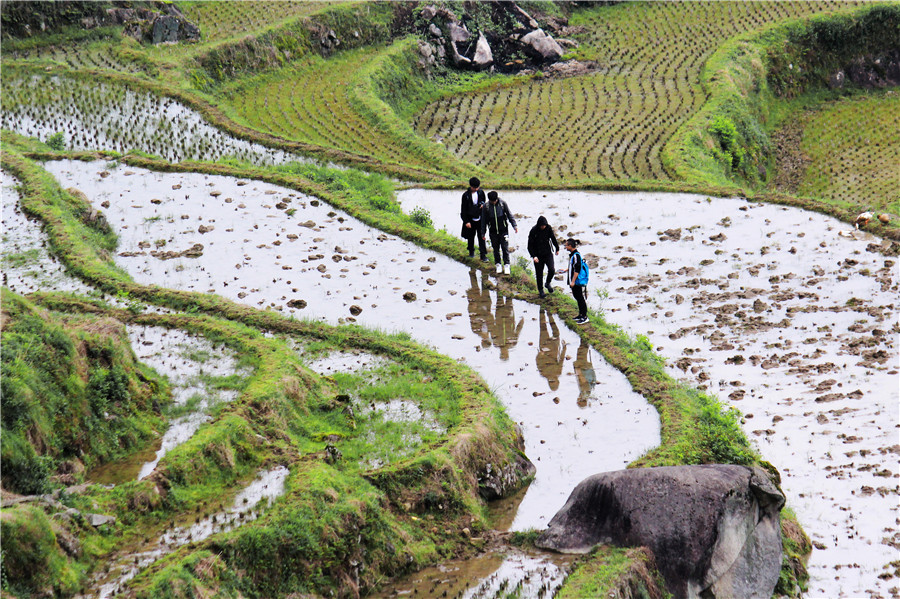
[3,40,151,74]
[178,0,345,44]
[794,93,900,212]
[225,46,447,174]
[414,1,865,183]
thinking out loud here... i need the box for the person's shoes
[496,263,502,273]
[545,284,553,293]
[539,290,546,298]
[480,256,488,262]
[469,251,475,258]
[576,316,589,325]
[502,263,509,274]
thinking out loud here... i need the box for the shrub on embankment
[0,289,168,495]
[665,3,899,200]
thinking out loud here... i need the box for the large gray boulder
[536,465,785,599]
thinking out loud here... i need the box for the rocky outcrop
[536,465,785,599]
[417,1,573,73]
[521,29,565,62]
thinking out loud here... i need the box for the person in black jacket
[527,215,560,298]
[460,177,487,260]
[480,191,518,273]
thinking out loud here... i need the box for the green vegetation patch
[0,289,168,495]
[557,546,669,599]
[665,2,899,237]
[792,93,899,216]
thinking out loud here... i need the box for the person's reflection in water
[536,307,565,391]
[573,336,596,407]
[467,268,492,348]
[491,294,524,360]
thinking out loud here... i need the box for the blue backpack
[573,251,589,286]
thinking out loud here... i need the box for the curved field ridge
[795,94,900,212]
[414,1,864,183]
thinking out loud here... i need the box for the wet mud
[398,189,900,597]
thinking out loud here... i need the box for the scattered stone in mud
[236,180,248,186]
[403,292,417,302]
[426,278,437,286]
[197,225,214,234]
[619,257,637,267]
[210,190,221,197]
[659,228,682,241]
[101,200,110,208]
[99,170,110,178]
[300,220,316,229]
[316,264,327,273]
[709,233,727,242]
[287,299,307,309]
[275,202,288,210]
[349,305,362,316]
[150,243,203,260]
[151,198,162,205]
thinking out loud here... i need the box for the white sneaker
[496,263,502,274]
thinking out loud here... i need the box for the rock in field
[536,465,785,599]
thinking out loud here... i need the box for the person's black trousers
[572,284,587,318]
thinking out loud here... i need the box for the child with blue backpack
[565,238,589,324]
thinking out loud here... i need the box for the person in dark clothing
[565,238,589,324]
[527,215,560,298]
[480,191,518,274]
[460,177,487,260]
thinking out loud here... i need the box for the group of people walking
[460,177,590,324]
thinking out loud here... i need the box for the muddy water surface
[45,161,661,536]
[398,189,900,598]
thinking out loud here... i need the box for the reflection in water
[573,337,595,407]
[536,308,564,391]
[466,268,524,360]
[490,295,524,361]
[467,269,492,348]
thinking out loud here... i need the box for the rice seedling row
[794,94,900,212]
[178,1,341,44]
[414,1,864,183]
[226,48,436,171]
[5,40,149,74]
[2,71,296,165]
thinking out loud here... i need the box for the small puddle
[89,325,251,484]
[370,548,573,599]
[398,189,899,596]
[89,466,289,599]
[305,350,392,376]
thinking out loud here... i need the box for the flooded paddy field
[2,72,293,165]
[398,189,899,597]
[43,159,661,534]
[1,169,95,295]
[88,324,252,485]
[86,465,289,599]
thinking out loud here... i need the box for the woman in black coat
[527,215,559,298]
